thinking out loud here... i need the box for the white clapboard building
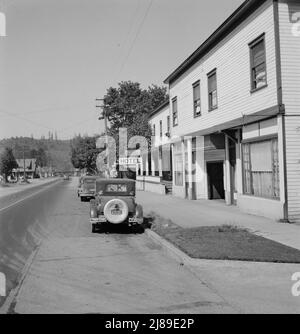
[138,0,300,223]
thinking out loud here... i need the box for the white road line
[0,181,60,213]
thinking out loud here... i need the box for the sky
[0,0,244,140]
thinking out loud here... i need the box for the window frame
[160,120,163,138]
[249,33,268,93]
[172,97,178,127]
[242,136,280,200]
[207,69,218,111]
[193,80,201,118]
[167,116,170,135]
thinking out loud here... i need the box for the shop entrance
[207,162,225,200]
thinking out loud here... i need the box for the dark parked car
[90,178,143,233]
[78,176,98,202]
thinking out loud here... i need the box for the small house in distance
[13,158,37,179]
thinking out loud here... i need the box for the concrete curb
[144,229,243,313]
[0,242,42,314]
[145,228,298,267]
[145,229,197,266]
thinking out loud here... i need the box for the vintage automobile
[78,176,98,202]
[90,178,143,233]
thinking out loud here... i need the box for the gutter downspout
[273,0,289,223]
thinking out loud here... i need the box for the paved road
[0,179,63,306]
[0,178,236,314]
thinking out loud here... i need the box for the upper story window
[167,116,170,135]
[193,81,201,117]
[160,120,163,138]
[152,124,156,137]
[208,69,218,111]
[172,97,178,127]
[249,34,267,91]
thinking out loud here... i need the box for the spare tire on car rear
[103,199,129,224]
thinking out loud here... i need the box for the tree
[103,81,168,131]
[35,148,47,167]
[0,147,18,182]
[103,81,168,157]
[70,136,101,174]
[30,149,38,159]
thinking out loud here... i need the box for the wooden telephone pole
[23,145,26,180]
[96,99,108,137]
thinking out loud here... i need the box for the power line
[0,102,91,118]
[112,0,141,82]
[114,0,154,80]
[0,105,100,139]
[56,116,98,135]
[0,109,55,131]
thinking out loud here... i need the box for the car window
[106,184,127,193]
[84,179,96,184]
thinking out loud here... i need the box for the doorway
[207,162,225,200]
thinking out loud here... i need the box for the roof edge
[164,0,268,85]
[149,100,170,119]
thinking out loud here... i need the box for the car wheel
[92,224,97,233]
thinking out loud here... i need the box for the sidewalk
[137,191,300,251]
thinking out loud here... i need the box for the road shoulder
[7,234,237,314]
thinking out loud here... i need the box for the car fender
[136,204,143,218]
[90,200,98,218]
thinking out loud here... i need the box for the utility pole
[23,145,26,180]
[23,145,26,181]
[96,99,108,137]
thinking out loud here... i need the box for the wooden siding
[169,0,277,138]
[279,0,300,222]
[149,104,171,148]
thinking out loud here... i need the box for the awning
[170,105,281,140]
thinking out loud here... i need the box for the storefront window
[243,138,280,199]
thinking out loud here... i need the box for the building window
[242,138,279,199]
[167,116,170,135]
[172,97,178,126]
[193,81,201,117]
[250,34,267,91]
[208,69,218,111]
[174,142,183,186]
[160,120,163,138]
[152,124,156,137]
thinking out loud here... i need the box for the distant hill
[0,137,74,172]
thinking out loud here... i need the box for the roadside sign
[119,157,142,166]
